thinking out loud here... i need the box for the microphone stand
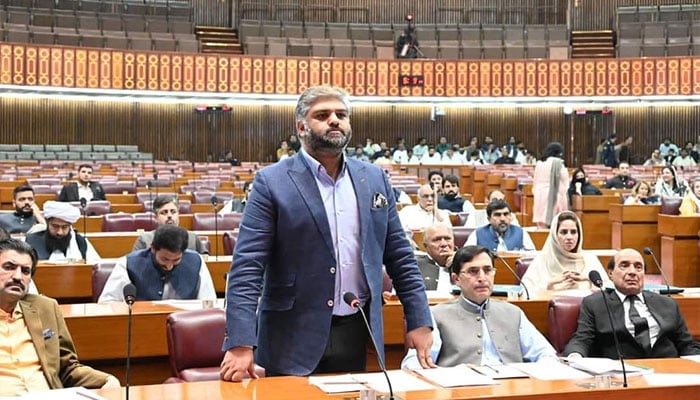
[644,247,671,296]
[153,173,159,197]
[80,198,87,238]
[590,273,628,388]
[494,254,531,300]
[212,196,219,260]
[123,286,136,400]
[146,181,154,230]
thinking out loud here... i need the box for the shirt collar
[459,295,490,315]
[0,302,23,321]
[613,289,645,304]
[300,147,348,182]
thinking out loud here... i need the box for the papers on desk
[682,355,700,363]
[645,373,700,386]
[413,365,497,387]
[153,299,224,311]
[509,359,592,380]
[18,387,107,399]
[310,370,434,394]
[564,357,654,377]
[469,364,530,379]
[550,289,594,298]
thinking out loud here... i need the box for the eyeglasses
[459,266,496,276]
[617,262,644,272]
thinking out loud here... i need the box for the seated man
[603,162,636,190]
[133,195,206,254]
[219,181,252,214]
[0,239,120,396]
[465,200,534,252]
[438,174,476,214]
[416,225,456,294]
[402,245,556,368]
[25,201,100,263]
[564,248,700,359]
[57,164,106,202]
[100,224,216,302]
[466,189,520,228]
[399,184,451,232]
[0,185,46,234]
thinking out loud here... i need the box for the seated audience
[427,171,444,195]
[564,248,700,359]
[680,177,700,215]
[464,149,485,165]
[57,164,106,202]
[25,201,100,263]
[521,211,609,293]
[416,225,456,294]
[133,195,205,254]
[438,174,476,214]
[219,181,253,214]
[494,145,515,164]
[0,239,120,396]
[465,200,535,252]
[643,149,665,167]
[672,148,697,168]
[401,245,557,369]
[624,181,659,205]
[399,184,451,231]
[567,168,602,205]
[100,225,216,302]
[654,166,686,198]
[603,162,636,190]
[0,185,46,234]
[349,145,369,162]
[466,189,520,228]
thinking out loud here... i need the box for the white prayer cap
[43,201,80,224]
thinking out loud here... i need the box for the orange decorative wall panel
[7,44,700,98]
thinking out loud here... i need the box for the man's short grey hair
[294,85,352,123]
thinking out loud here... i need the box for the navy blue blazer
[223,152,431,375]
[564,289,700,358]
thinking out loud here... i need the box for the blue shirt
[401,296,557,369]
[301,149,366,316]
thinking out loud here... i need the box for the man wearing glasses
[398,184,451,232]
[464,199,535,251]
[401,245,556,368]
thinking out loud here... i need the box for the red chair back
[547,297,583,355]
[192,213,242,231]
[92,262,116,302]
[222,230,238,255]
[102,213,136,232]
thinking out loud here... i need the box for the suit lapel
[347,159,369,247]
[287,154,335,257]
[19,299,51,378]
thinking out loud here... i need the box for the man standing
[25,201,100,263]
[100,225,215,302]
[220,86,433,381]
[402,245,556,368]
[0,185,46,234]
[0,239,120,396]
[399,184,451,231]
[438,174,476,214]
[604,162,636,189]
[416,225,456,294]
[57,164,106,202]
[465,200,535,251]
[602,133,619,168]
[133,195,205,253]
[565,248,700,359]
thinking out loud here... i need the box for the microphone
[123,283,136,400]
[493,254,530,300]
[153,173,159,197]
[212,196,219,260]
[343,292,395,400]
[643,247,671,296]
[79,197,87,235]
[588,271,628,387]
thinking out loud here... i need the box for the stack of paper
[310,370,435,394]
[564,357,654,377]
[413,365,497,387]
[509,359,592,380]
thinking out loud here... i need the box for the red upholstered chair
[31,184,57,195]
[133,213,157,231]
[192,213,242,231]
[92,262,116,302]
[136,192,178,204]
[222,230,238,255]
[197,235,210,254]
[192,191,234,204]
[547,297,583,355]
[660,196,682,215]
[102,214,136,232]
[452,226,474,249]
[102,181,137,194]
[136,177,172,187]
[69,200,112,216]
[143,199,191,214]
[515,257,533,279]
[27,177,61,186]
[382,267,393,292]
[165,309,265,382]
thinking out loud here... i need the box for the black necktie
[627,295,651,352]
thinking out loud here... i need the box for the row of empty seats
[617,20,700,58]
[0,0,192,20]
[0,10,193,33]
[617,4,700,24]
[0,151,154,161]
[1,144,140,152]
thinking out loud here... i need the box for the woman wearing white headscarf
[521,211,610,293]
[532,142,569,229]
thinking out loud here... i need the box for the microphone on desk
[153,173,159,197]
[493,253,530,300]
[343,292,396,400]
[588,270,628,388]
[79,197,88,236]
[643,247,671,296]
[123,283,137,400]
[211,196,219,260]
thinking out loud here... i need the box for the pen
[75,390,102,400]
[467,365,487,376]
[322,381,369,385]
[485,365,500,374]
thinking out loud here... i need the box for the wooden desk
[571,195,620,249]
[609,204,661,274]
[86,230,227,258]
[658,215,700,287]
[95,358,700,400]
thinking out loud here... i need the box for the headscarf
[538,210,585,278]
[43,201,80,223]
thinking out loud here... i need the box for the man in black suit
[58,164,106,202]
[564,248,700,359]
